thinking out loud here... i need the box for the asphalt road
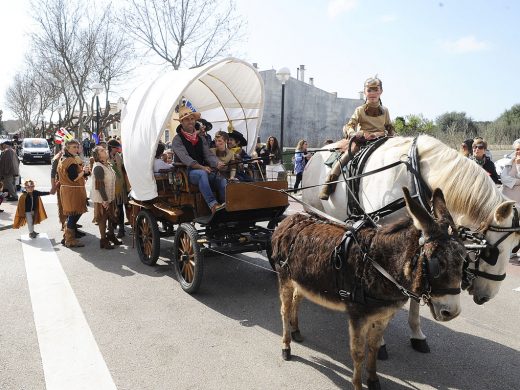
[0,162,519,390]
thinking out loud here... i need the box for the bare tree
[121,0,245,69]
[28,0,135,136]
[5,72,38,136]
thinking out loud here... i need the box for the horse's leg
[290,286,304,342]
[366,313,394,390]
[408,300,430,353]
[348,317,369,390]
[280,279,295,360]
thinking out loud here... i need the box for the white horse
[302,135,518,354]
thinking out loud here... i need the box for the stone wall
[258,69,363,148]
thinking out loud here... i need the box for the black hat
[198,119,213,131]
[2,140,13,147]
[228,130,247,146]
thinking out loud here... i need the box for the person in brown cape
[13,179,50,238]
[57,139,90,247]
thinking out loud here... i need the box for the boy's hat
[228,130,247,146]
[198,118,212,131]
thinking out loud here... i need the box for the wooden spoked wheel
[135,209,160,265]
[173,223,203,294]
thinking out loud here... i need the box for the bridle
[459,206,520,286]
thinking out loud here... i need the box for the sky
[1,0,519,123]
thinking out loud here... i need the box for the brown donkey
[271,188,465,390]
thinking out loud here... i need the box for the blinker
[480,246,499,266]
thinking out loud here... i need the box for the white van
[21,138,52,164]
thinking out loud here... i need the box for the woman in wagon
[171,105,227,214]
[210,131,237,181]
[90,145,122,249]
[153,142,174,175]
[57,139,90,248]
[319,76,395,200]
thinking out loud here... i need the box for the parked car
[494,151,514,177]
[21,138,52,164]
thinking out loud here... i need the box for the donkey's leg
[348,317,369,390]
[280,279,295,360]
[366,313,394,390]
[290,286,304,342]
[408,300,430,353]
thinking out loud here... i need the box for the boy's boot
[318,173,339,200]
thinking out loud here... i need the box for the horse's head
[404,187,465,321]
[467,201,519,304]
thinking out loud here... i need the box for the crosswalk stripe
[21,233,117,390]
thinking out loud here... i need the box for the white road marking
[21,233,117,390]
[513,287,520,292]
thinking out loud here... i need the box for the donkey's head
[403,187,466,321]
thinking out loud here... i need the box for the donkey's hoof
[410,338,430,353]
[367,379,381,390]
[377,345,388,360]
[282,348,291,361]
[291,330,304,343]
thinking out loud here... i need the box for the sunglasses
[473,145,485,150]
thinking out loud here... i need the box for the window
[164,129,170,143]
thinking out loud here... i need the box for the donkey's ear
[432,188,456,228]
[403,187,434,233]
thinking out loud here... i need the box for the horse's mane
[417,135,506,226]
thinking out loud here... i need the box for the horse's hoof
[291,330,304,343]
[367,379,381,390]
[282,348,291,361]
[410,338,430,353]
[377,345,388,360]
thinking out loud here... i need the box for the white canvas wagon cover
[121,58,265,201]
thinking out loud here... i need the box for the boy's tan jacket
[13,193,48,229]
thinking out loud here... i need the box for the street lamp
[91,82,104,136]
[275,67,291,151]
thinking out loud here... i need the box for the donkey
[271,188,465,390]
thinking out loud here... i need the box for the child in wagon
[13,179,50,238]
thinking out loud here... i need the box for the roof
[121,57,265,201]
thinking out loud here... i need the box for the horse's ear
[403,187,434,233]
[493,201,516,223]
[432,188,456,229]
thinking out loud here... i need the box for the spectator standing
[0,141,20,200]
[90,146,122,249]
[57,139,89,248]
[0,181,8,212]
[107,139,128,238]
[82,138,91,157]
[501,139,520,203]
[50,146,66,229]
[470,138,501,184]
[293,139,311,192]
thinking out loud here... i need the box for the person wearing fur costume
[57,139,90,248]
[319,76,395,200]
[13,180,50,238]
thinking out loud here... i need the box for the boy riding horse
[319,76,395,200]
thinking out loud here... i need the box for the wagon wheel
[173,223,204,294]
[135,209,161,265]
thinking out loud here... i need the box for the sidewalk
[0,198,18,231]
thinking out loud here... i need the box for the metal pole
[280,83,285,151]
[96,95,100,137]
